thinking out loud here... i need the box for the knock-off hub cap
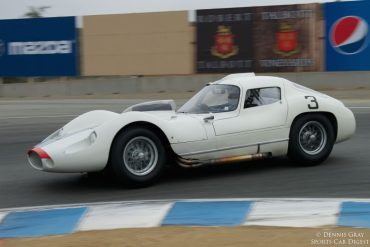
[123,136,158,176]
[299,121,327,155]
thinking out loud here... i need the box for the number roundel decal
[304,96,319,109]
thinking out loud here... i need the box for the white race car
[28,73,356,187]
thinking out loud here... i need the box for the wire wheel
[123,136,158,176]
[298,121,327,155]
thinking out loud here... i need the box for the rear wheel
[288,114,335,166]
[110,127,166,187]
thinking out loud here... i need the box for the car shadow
[38,154,346,195]
[163,157,298,182]
[42,157,297,190]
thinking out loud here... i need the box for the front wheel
[288,114,335,166]
[110,127,166,187]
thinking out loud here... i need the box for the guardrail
[1,72,370,98]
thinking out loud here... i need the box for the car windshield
[178,84,240,114]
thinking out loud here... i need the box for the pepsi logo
[330,16,369,55]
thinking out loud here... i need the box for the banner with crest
[196,7,254,73]
[253,3,323,72]
[196,4,323,73]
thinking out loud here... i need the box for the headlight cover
[41,127,97,146]
[41,128,64,144]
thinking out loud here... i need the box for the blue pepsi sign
[324,1,370,71]
[0,17,78,76]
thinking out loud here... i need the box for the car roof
[213,73,290,90]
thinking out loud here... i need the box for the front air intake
[28,150,43,170]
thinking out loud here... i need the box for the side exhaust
[177,152,271,168]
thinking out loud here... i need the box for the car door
[212,85,288,155]
[174,83,243,160]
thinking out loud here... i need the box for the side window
[244,87,281,108]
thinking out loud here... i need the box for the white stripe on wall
[0,212,7,223]
[244,200,341,227]
[77,202,173,231]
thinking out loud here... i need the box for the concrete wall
[1,72,370,98]
[82,12,194,76]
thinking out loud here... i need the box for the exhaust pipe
[177,152,271,168]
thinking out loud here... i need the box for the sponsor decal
[197,13,252,23]
[330,16,369,55]
[8,40,73,55]
[211,25,239,59]
[197,60,252,70]
[261,9,313,20]
[259,58,313,67]
[0,40,5,56]
[273,23,300,57]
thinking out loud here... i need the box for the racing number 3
[305,96,319,109]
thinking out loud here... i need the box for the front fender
[97,111,208,145]
[32,110,208,173]
[91,111,208,169]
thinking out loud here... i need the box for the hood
[51,107,207,145]
[123,100,176,113]
[62,110,120,135]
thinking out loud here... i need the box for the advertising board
[0,17,78,77]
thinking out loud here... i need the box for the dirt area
[2,226,370,247]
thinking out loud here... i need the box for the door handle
[203,115,214,122]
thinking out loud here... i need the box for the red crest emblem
[211,25,239,59]
[274,23,300,57]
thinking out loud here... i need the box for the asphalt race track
[0,99,369,209]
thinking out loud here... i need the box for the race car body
[28,73,356,186]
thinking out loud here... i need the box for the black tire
[110,127,166,187]
[288,114,335,166]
